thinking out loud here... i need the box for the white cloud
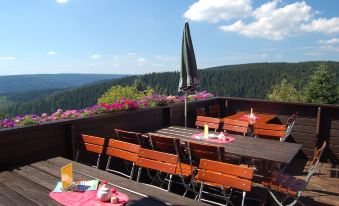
[0,56,15,61]
[127,52,136,56]
[47,51,56,56]
[90,54,102,59]
[318,38,339,46]
[301,17,339,34]
[136,57,147,65]
[56,0,69,4]
[219,1,313,40]
[184,0,252,23]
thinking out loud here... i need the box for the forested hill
[4,61,339,117]
[0,73,127,93]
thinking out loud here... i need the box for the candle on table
[204,124,209,138]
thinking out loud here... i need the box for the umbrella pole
[184,91,187,127]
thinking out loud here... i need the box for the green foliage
[267,79,305,102]
[303,63,338,104]
[97,82,154,104]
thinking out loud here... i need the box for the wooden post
[316,106,322,147]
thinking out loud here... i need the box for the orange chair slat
[199,159,253,179]
[136,157,177,174]
[223,118,248,127]
[223,125,248,134]
[81,143,103,154]
[196,170,252,192]
[254,129,285,137]
[138,148,178,165]
[81,134,105,145]
[106,147,138,163]
[108,139,140,153]
[196,116,221,124]
[253,123,286,131]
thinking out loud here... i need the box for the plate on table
[207,134,218,139]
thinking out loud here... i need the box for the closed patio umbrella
[178,21,199,127]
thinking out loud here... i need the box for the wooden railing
[0,97,338,168]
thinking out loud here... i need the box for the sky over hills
[0,0,338,75]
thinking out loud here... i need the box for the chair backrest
[136,148,178,174]
[186,141,224,166]
[209,104,220,117]
[253,123,287,141]
[284,112,298,139]
[106,139,140,163]
[195,116,221,131]
[222,118,249,135]
[196,108,207,116]
[306,141,327,183]
[114,129,143,145]
[148,133,181,155]
[197,159,253,192]
[79,134,105,154]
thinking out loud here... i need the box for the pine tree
[304,63,337,104]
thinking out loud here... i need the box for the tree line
[2,61,338,117]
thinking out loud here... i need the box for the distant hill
[2,61,338,117]
[0,74,127,93]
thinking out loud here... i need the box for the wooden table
[226,112,276,124]
[0,157,208,206]
[153,126,302,165]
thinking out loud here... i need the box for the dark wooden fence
[1,97,338,169]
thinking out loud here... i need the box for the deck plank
[0,182,37,206]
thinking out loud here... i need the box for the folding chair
[105,139,140,179]
[114,129,143,146]
[136,148,179,192]
[185,141,225,197]
[195,159,254,206]
[75,134,105,168]
[148,133,196,195]
[262,141,326,206]
[254,112,298,142]
[195,116,221,132]
[209,104,221,118]
[222,118,249,136]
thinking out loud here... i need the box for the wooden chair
[196,108,207,116]
[105,139,140,179]
[254,112,298,142]
[208,104,220,117]
[148,133,196,194]
[262,141,326,206]
[75,134,105,168]
[222,118,249,135]
[114,129,143,146]
[195,159,254,206]
[185,141,225,167]
[136,148,180,192]
[195,116,221,132]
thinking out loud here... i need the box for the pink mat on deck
[49,189,128,206]
[191,133,235,144]
[239,114,260,121]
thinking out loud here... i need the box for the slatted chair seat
[195,116,221,131]
[105,139,140,179]
[195,159,254,206]
[262,141,326,206]
[222,118,249,135]
[136,148,180,192]
[75,134,105,169]
[148,133,197,194]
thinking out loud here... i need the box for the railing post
[316,106,322,148]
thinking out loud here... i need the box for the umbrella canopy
[178,22,199,127]
[178,22,199,92]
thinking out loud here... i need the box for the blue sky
[0,0,338,75]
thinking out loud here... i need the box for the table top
[154,126,302,165]
[225,112,276,124]
[0,157,208,206]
